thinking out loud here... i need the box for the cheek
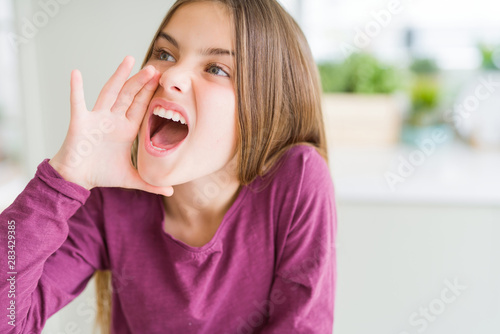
[198,86,236,134]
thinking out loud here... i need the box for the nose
[158,65,191,94]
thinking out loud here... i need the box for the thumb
[124,171,174,197]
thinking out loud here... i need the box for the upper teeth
[153,107,187,125]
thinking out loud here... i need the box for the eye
[153,48,175,62]
[206,64,229,77]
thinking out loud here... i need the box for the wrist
[48,158,93,190]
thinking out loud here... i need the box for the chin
[136,149,166,186]
[136,148,187,188]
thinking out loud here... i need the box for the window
[280,0,500,69]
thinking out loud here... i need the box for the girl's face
[137,1,237,187]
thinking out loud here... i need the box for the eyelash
[152,47,230,78]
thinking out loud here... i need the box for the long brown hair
[94,1,327,333]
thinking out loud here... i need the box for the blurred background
[1,0,499,333]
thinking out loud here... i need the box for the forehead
[160,2,234,47]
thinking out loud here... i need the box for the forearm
[0,159,90,333]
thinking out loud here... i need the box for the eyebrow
[156,32,235,57]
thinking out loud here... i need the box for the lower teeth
[151,141,166,151]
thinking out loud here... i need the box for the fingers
[93,56,135,111]
[111,65,157,114]
[126,70,161,124]
[70,69,87,115]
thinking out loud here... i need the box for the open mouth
[148,107,189,151]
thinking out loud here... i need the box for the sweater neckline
[157,183,249,253]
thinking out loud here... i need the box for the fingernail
[125,55,135,63]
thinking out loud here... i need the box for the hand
[49,56,174,197]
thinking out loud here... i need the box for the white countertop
[329,141,500,206]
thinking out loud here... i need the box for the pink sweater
[0,144,337,334]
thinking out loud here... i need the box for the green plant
[317,53,400,94]
[408,76,440,126]
[316,62,347,93]
[410,58,438,75]
[404,57,444,127]
[478,43,500,70]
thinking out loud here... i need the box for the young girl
[1,0,337,333]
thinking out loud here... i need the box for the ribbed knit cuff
[35,159,91,205]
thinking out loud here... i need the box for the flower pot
[322,93,403,147]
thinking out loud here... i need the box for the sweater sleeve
[259,149,337,334]
[0,159,109,334]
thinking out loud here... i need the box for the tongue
[151,120,188,149]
